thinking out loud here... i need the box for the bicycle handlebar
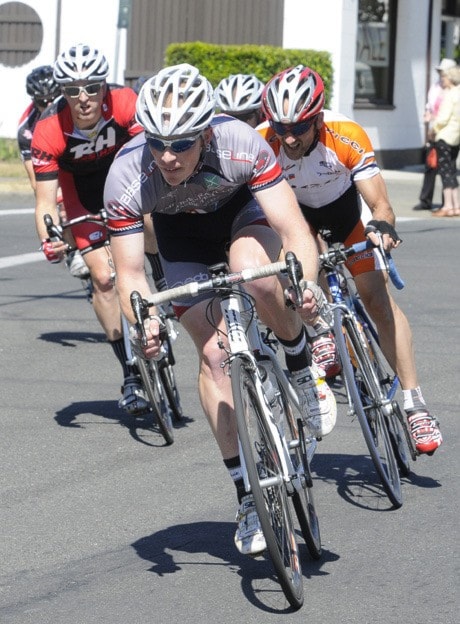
[319,239,405,290]
[146,259,290,308]
[43,211,107,242]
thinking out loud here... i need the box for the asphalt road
[0,194,459,623]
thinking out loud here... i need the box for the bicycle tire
[359,323,413,476]
[353,299,415,472]
[137,357,174,445]
[333,308,402,508]
[272,365,321,559]
[159,358,183,421]
[231,356,304,610]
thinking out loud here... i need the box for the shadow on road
[312,451,441,511]
[54,399,194,447]
[38,330,106,347]
[132,520,339,613]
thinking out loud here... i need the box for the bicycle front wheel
[360,322,414,476]
[137,357,174,445]
[333,308,402,508]
[353,299,415,474]
[275,368,321,559]
[231,357,304,610]
[159,357,183,423]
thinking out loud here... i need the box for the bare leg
[354,270,417,390]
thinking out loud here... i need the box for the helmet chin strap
[303,129,320,157]
[181,140,208,186]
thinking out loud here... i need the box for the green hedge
[165,42,333,108]
[0,138,20,162]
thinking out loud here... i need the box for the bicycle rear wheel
[137,357,174,445]
[333,308,402,508]
[231,356,304,610]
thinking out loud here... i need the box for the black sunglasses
[269,116,318,137]
[146,133,202,153]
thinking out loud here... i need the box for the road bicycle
[317,231,417,508]
[44,212,183,445]
[131,252,322,610]
[129,295,183,445]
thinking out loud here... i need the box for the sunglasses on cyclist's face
[269,116,318,137]
[146,133,202,154]
[62,82,104,98]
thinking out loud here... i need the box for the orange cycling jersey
[258,111,380,209]
[258,111,383,276]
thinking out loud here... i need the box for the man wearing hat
[413,58,457,212]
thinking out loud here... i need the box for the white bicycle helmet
[262,65,324,123]
[53,43,109,84]
[215,74,264,113]
[136,63,215,136]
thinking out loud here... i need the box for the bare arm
[111,230,163,359]
[355,174,401,250]
[253,178,319,281]
[110,230,149,323]
[22,160,36,193]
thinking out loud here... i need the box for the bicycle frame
[218,286,314,496]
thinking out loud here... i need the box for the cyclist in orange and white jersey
[259,65,442,455]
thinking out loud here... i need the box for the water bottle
[259,363,284,428]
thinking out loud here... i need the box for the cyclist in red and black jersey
[18,65,88,278]
[31,43,149,414]
[259,65,442,455]
[18,66,61,191]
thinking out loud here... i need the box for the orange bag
[426,146,438,169]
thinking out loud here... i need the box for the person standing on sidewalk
[431,64,460,217]
[259,64,443,455]
[413,58,457,212]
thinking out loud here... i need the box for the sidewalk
[0,166,442,219]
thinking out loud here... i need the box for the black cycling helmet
[26,65,61,103]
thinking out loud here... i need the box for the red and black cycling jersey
[31,84,142,215]
[17,102,41,162]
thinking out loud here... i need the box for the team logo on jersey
[254,150,270,174]
[203,174,220,189]
[70,127,117,159]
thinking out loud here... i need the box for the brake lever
[285,251,304,307]
[130,291,149,347]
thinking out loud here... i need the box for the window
[354,0,398,107]
[0,2,43,68]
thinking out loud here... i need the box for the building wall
[283,0,448,167]
[0,0,455,170]
[0,0,122,139]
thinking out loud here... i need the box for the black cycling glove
[364,220,402,244]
